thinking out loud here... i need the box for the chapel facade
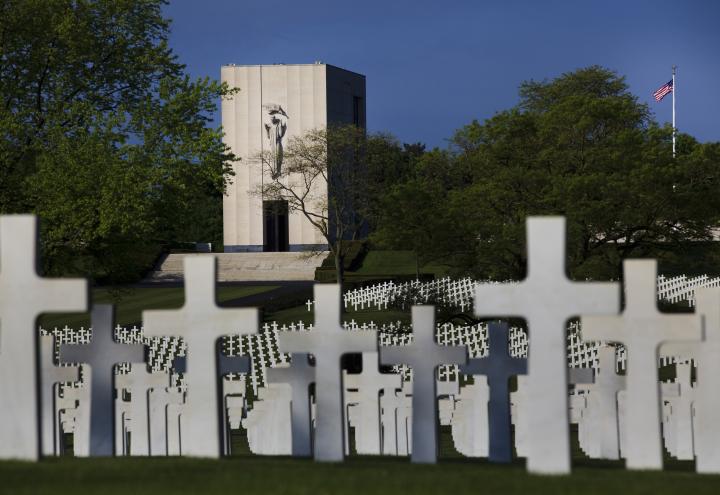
[221,63,366,252]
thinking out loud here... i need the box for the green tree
[258,124,421,285]
[362,136,425,231]
[376,66,720,280]
[0,0,236,282]
[258,125,368,285]
[371,149,470,276]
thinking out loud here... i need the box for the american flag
[653,79,673,102]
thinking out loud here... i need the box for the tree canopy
[373,66,720,280]
[256,124,424,284]
[0,0,235,282]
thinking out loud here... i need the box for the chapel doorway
[263,200,289,252]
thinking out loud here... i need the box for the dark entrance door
[263,200,289,252]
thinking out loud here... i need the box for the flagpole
[672,65,676,158]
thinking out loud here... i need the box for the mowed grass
[353,250,448,278]
[39,286,279,328]
[0,455,717,495]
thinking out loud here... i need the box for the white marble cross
[451,379,489,457]
[217,352,249,456]
[243,384,292,455]
[461,322,526,463]
[693,287,720,473]
[115,393,131,455]
[662,362,695,460]
[61,382,90,456]
[510,375,530,458]
[223,377,246,454]
[118,365,169,456]
[266,353,315,457]
[277,284,376,462]
[380,305,466,464]
[576,345,625,460]
[379,388,405,455]
[173,350,249,456]
[39,334,78,456]
[581,259,701,470]
[148,387,171,456]
[0,215,87,460]
[343,351,402,455]
[165,388,185,455]
[59,305,145,456]
[475,217,619,474]
[143,256,259,458]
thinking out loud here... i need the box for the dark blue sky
[165,0,720,149]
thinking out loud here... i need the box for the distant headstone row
[336,271,720,312]
[0,215,717,475]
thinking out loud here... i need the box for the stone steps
[145,252,328,282]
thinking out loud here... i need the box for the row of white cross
[0,215,718,475]
[336,271,720,312]
[40,341,699,464]
[41,319,688,396]
[337,277,479,312]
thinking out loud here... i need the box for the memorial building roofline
[221,62,365,79]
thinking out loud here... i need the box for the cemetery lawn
[352,250,449,278]
[39,285,280,328]
[0,456,718,495]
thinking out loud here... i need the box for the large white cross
[59,305,145,456]
[277,284,377,462]
[581,259,701,470]
[143,255,258,458]
[475,217,619,474]
[380,305,466,464]
[690,287,720,473]
[0,215,87,460]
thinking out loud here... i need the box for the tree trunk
[334,250,345,288]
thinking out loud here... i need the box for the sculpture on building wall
[263,104,289,178]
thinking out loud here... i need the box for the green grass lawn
[39,286,279,329]
[352,250,449,278]
[0,455,716,495]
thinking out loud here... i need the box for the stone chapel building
[221,63,366,253]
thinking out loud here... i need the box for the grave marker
[143,256,259,458]
[39,334,78,456]
[694,287,720,473]
[451,379,489,457]
[461,322,527,463]
[581,260,701,470]
[576,345,625,460]
[662,362,695,460]
[266,353,315,457]
[217,349,250,455]
[59,305,145,456]
[0,215,87,460]
[380,305,466,464]
[343,352,402,455]
[277,284,377,462]
[475,217,619,474]
[118,365,169,456]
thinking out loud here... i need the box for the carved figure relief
[263,104,289,178]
